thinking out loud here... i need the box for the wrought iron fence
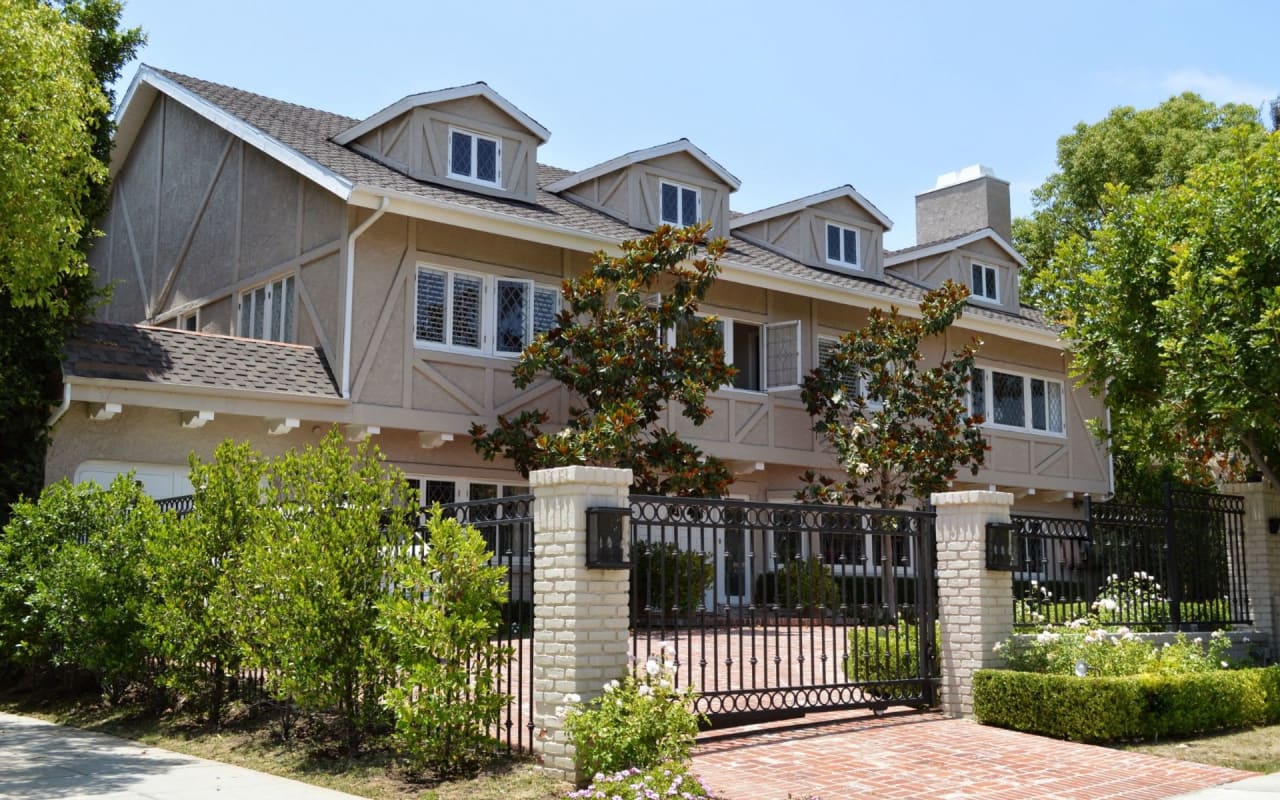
[629,495,937,726]
[1011,485,1249,631]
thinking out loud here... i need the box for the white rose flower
[646,659,660,676]
[637,685,653,697]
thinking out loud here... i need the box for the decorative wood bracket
[418,431,455,450]
[180,410,215,429]
[88,402,122,422]
[266,417,300,436]
[344,424,380,442]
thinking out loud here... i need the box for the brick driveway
[691,710,1255,800]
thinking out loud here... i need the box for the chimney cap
[933,164,1000,190]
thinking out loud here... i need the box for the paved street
[0,712,365,800]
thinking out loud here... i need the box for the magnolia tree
[471,223,736,497]
[800,281,987,508]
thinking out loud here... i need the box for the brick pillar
[529,466,633,783]
[1224,481,1280,658]
[931,489,1014,717]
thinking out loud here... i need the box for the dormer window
[971,263,999,302]
[660,180,700,227]
[825,223,859,269]
[449,128,501,186]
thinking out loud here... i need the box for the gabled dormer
[544,139,739,238]
[333,83,550,202]
[730,186,893,280]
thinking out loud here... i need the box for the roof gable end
[884,227,1027,269]
[544,139,741,194]
[731,185,893,231]
[333,82,550,146]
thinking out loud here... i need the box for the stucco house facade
[46,66,1111,528]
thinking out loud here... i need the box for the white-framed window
[659,180,700,227]
[970,366,1065,435]
[825,223,860,269]
[448,127,501,186]
[971,262,999,302]
[238,275,295,342]
[405,476,528,560]
[674,314,801,392]
[177,309,199,332]
[414,265,559,356]
[818,512,917,577]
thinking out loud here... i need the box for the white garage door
[74,460,193,499]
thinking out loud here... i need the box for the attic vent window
[449,128,501,186]
[660,180,700,227]
[825,223,860,269]
[971,263,999,302]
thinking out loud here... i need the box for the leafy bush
[770,557,840,614]
[238,429,410,752]
[143,442,267,727]
[845,622,937,700]
[1,476,159,699]
[974,666,1280,742]
[379,506,511,776]
[631,541,714,621]
[564,764,721,800]
[564,643,703,778]
[997,625,1236,676]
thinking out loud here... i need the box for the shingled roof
[64,322,340,399]
[140,67,1056,336]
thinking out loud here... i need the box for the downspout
[341,197,390,399]
[48,379,72,428]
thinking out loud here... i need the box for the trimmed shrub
[974,666,1280,742]
[846,622,938,701]
[631,541,714,621]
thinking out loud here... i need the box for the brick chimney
[915,165,1011,245]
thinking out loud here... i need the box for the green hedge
[973,666,1280,742]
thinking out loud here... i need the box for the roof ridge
[149,66,360,126]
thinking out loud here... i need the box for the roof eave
[332,83,551,146]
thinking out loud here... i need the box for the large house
[47,66,1111,531]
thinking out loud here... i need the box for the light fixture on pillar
[585,507,631,569]
[985,521,1016,571]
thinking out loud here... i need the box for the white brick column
[529,466,633,783]
[1224,481,1280,657]
[931,489,1015,717]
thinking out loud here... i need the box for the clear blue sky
[110,0,1278,250]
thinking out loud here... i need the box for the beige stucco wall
[90,93,347,353]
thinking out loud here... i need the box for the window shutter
[764,320,801,389]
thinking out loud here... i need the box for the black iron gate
[441,495,536,752]
[629,496,937,728]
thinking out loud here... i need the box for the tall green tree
[1048,130,1280,487]
[471,223,737,497]
[0,0,143,523]
[799,281,987,510]
[1014,93,1266,307]
[144,443,268,728]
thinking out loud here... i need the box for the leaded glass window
[765,320,801,389]
[825,223,859,267]
[971,367,986,418]
[448,128,500,186]
[992,370,1025,427]
[533,286,559,337]
[972,263,999,301]
[1030,378,1065,433]
[659,180,700,226]
[496,279,529,354]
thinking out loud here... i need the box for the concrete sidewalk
[0,712,366,800]
[1165,772,1280,799]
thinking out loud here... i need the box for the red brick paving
[691,709,1255,800]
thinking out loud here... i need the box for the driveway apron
[691,710,1259,800]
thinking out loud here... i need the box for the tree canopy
[799,281,987,509]
[0,0,142,523]
[471,223,736,497]
[1048,129,1280,487]
[0,0,109,310]
[1013,93,1267,307]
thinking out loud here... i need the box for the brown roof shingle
[150,67,1056,336]
[64,321,340,399]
